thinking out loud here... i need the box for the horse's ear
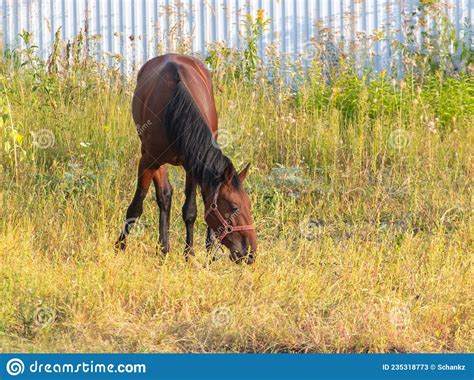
[239,163,251,182]
[223,164,236,187]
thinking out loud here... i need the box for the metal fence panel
[0,0,472,74]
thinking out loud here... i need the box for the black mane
[165,80,240,190]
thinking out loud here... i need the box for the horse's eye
[232,206,239,213]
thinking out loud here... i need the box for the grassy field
[0,29,473,352]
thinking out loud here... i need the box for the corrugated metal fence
[1,0,472,74]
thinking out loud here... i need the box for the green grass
[0,41,472,352]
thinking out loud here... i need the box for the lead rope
[203,238,225,268]
[203,185,223,267]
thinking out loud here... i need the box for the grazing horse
[115,54,257,264]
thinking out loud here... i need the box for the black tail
[165,80,240,190]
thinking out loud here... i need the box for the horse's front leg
[205,226,215,251]
[153,166,173,254]
[182,172,197,259]
[201,191,216,252]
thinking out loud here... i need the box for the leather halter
[204,183,255,244]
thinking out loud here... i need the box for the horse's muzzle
[230,249,255,265]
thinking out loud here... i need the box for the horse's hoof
[184,247,195,260]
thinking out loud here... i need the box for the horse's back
[133,54,217,133]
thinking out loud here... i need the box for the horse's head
[204,163,256,264]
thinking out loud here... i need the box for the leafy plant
[241,9,270,80]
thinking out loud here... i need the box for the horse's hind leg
[153,166,173,254]
[115,157,154,251]
[182,172,197,259]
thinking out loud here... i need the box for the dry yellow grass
[0,45,473,352]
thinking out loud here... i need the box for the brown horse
[115,54,257,264]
